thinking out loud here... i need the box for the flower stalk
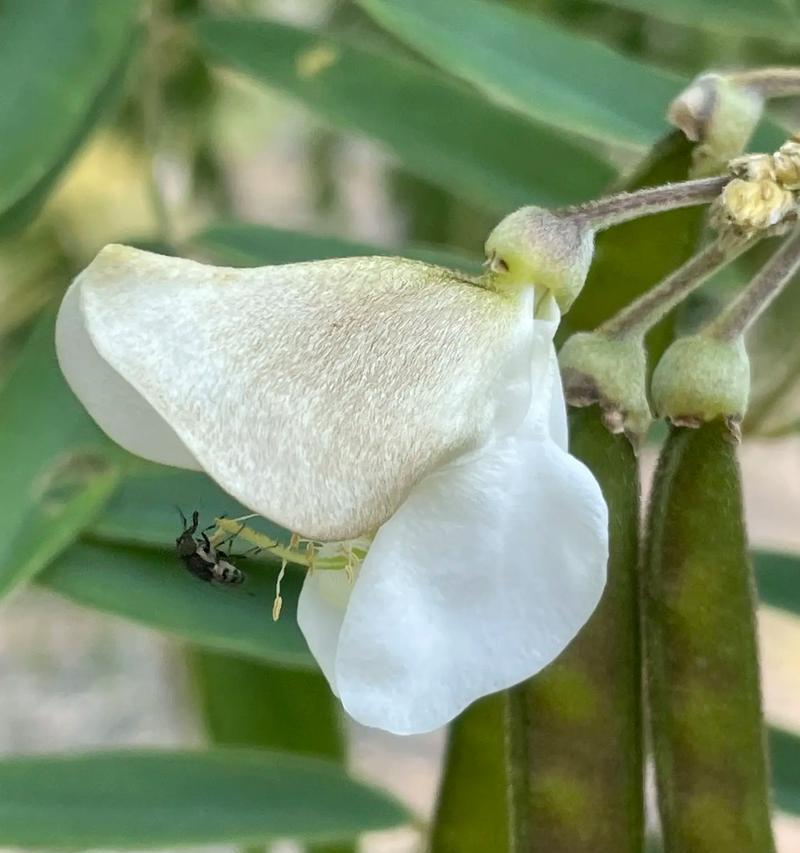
[556,177,727,231]
[599,238,749,339]
[560,237,753,440]
[726,66,800,98]
[652,227,800,429]
[706,225,800,340]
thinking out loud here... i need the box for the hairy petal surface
[55,281,200,469]
[60,245,537,540]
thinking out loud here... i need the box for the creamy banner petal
[334,435,608,735]
[72,245,535,540]
[56,280,200,469]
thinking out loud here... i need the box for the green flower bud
[651,335,750,431]
[668,73,764,178]
[484,207,594,312]
[558,331,651,443]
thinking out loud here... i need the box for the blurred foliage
[2,0,800,850]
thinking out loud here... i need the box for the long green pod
[644,421,775,852]
[506,406,642,852]
[429,694,508,853]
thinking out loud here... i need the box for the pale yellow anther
[272,559,286,622]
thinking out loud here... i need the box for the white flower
[55,224,608,735]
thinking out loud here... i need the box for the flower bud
[668,73,764,177]
[484,206,594,312]
[651,335,750,431]
[558,331,651,443]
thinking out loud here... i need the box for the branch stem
[556,177,727,231]
[707,226,800,341]
[727,66,800,98]
[600,238,753,339]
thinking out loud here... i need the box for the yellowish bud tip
[483,206,594,312]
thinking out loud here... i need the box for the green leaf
[589,0,800,42]
[191,651,352,853]
[38,540,313,668]
[191,221,483,273]
[89,462,282,549]
[0,749,407,848]
[191,651,344,758]
[643,421,774,851]
[770,726,800,815]
[753,550,800,616]
[0,310,124,598]
[0,0,140,233]
[356,0,681,148]
[193,17,614,210]
[430,695,507,853]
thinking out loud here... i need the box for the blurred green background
[1,1,800,851]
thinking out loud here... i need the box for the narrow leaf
[191,221,482,273]
[357,0,681,147]
[0,749,407,847]
[0,310,124,598]
[193,17,614,210]
[89,462,279,549]
[589,0,800,42]
[753,550,800,616]
[191,650,352,853]
[0,0,139,232]
[770,726,800,815]
[38,540,313,668]
[191,651,344,759]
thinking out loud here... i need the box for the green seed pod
[429,695,508,853]
[643,421,775,853]
[506,406,642,853]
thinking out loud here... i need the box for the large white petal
[297,569,355,695]
[333,435,608,735]
[71,245,537,540]
[547,349,569,450]
[55,280,200,469]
